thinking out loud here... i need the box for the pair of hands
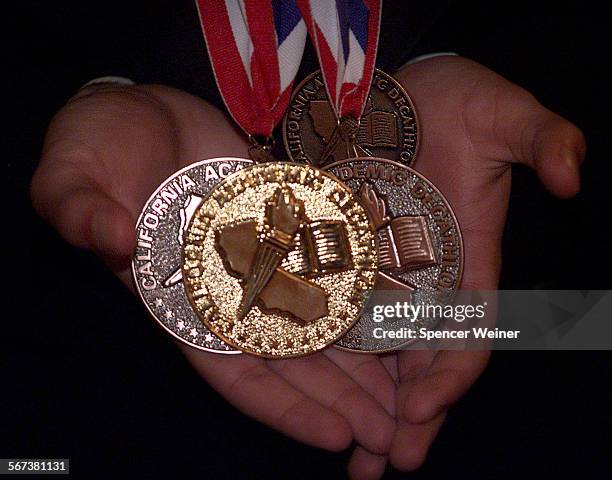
[31,56,584,478]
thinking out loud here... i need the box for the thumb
[31,147,134,266]
[499,93,586,198]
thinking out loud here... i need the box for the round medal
[324,158,463,353]
[283,69,419,167]
[181,162,378,358]
[132,158,252,353]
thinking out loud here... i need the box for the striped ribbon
[196,0,307,136]
[296,0,382,120]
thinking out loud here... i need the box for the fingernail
[560,146,578,170]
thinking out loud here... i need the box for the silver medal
[132,158,252,353]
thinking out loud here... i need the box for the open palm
[31,56,583,479]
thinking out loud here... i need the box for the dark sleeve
[378,0,452,71]
[17,0,603,111]
[17,0,454,103]
[16,0,223,107]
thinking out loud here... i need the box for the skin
[31,56,585,478]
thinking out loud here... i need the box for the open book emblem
[359,183,437,291]
[309,97,397,164]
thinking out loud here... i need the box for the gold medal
[181,162,378,358]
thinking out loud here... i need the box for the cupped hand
[31,54,585,480]
[377,55,585,472]
[30,82,398,474]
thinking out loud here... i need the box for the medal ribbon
[196,0,307,137]
[296,0,382,120]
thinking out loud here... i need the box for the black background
[4,1,611,478]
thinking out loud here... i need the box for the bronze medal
[324,158,463,353]
[283,69,419,168]
[181,162,378,358]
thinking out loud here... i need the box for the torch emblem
[215,186,353,326]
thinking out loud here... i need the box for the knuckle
[330,384,363,411]
[463,76,539,144]
[225,363,269,398]
[348,357,380,378]
[277,397,309,429]
[57,85,174,138]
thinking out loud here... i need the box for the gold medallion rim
[181,162,380,359]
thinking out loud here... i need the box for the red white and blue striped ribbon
[196,0,307,136]
[296,0,382,120]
